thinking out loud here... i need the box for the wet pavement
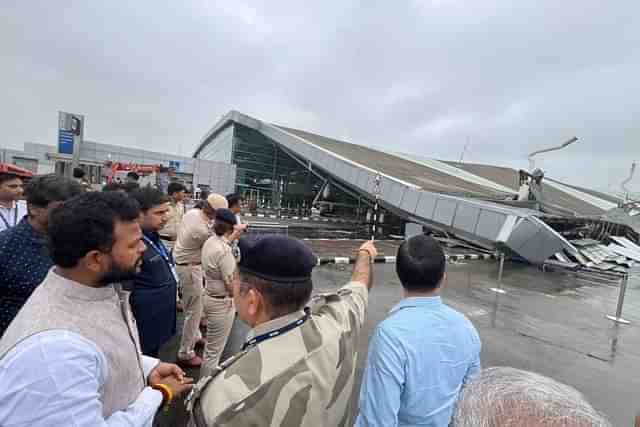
[154,259,640,427]
[245,217,380,240]
[305,239,403,258]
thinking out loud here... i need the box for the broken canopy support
[607,274,631,325]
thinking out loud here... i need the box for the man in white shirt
[0,171,28,233]
[226,193,244,225]
[0,192,193,427]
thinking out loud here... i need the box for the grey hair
[452,367,612,427]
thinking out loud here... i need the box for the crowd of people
[0,169,615,426]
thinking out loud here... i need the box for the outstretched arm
[351,241,378,290]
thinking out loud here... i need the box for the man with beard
[0,192,193,426]
[0,174,83,337]
[129,187,179,357]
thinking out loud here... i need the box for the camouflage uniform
[187,281,368,427]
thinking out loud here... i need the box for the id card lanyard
[242,311,310,350]
[143,235,180,284]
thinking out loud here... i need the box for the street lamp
[621,161,637,201]
[528,136,579,172]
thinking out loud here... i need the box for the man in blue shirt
[356,235,481,427]
[129,187,178,357]
[0,174,83,337]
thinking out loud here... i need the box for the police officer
[187,236,378,427]
[159,182,187,250]
[200,208,246,375]
[174,193,228,367]
[159,182,187,312]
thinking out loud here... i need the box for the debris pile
[546,235,640,277]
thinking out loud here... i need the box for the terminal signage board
[58,111,84,156]
[58,130,74,154]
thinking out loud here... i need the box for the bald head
[452,367,611,427]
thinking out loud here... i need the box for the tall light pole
[459,137,471,162]
[621,161,637,201]
[528,136,579,172]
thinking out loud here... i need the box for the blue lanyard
[242,310,310,351]
[142,235,174,267]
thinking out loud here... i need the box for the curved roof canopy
[195,110,620,264]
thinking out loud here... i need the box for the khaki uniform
[174,209,212,359]
[200,234,237,375]
[187,281,368,427]
[159,200,185,250]
[174,209,211,265]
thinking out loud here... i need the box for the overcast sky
[2,1,639,192]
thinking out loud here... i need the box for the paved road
[155,260,640,426]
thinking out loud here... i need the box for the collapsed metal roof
[194,111,628,264]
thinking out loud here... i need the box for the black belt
[207,294,228,300]
[176,262,200,266]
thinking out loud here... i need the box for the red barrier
[0,163,34,178]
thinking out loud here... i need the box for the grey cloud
[1,0,638,192]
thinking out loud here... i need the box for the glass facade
[195,121,405,236]
[198,124,234,163]
[233,124,322,207]
[196,123,378,219]
[198,123,352,208]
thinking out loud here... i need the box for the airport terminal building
[1,140,235,195]
[194,111,636,265]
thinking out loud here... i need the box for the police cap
[215,208,237,225]
[207,193,228,210]
[238,235,317,283]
